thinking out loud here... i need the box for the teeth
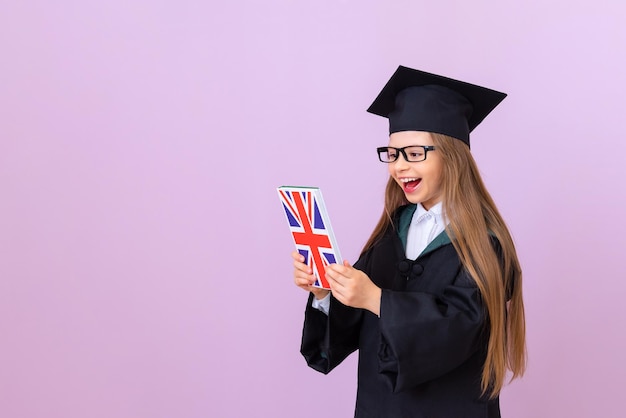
[400,178,419,183]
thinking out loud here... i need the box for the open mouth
[401,178,421,193]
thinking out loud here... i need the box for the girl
[292,66,526,418]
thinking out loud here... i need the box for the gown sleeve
[377,268,485,392]
[299,258,366,374]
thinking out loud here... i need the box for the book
[277,186,342,290]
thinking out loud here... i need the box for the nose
[392,153,410,172]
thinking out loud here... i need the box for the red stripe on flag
[279,190,300,224]
[291,191,332,289]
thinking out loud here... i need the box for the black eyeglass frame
[376,145,436,163]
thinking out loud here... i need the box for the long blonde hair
[362,133,526,398]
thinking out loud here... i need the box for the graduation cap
[367,65,507,146]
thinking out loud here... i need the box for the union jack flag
[277,186,342,289]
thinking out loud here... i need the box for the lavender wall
[2,1,625,417]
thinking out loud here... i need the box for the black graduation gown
[301,205,501,418]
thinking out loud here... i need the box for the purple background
[2,1,625,417]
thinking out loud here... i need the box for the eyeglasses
[376,146,436,163]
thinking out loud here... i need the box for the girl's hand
[325,261,382,316]
[292,251,330,300]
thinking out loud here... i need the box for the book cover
[277,186,342,290]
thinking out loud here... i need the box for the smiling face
[387,131,444,210]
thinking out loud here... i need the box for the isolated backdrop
[1,1,626,417]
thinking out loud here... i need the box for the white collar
[415,201,444,218]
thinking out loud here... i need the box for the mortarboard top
[367,65,507,146]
